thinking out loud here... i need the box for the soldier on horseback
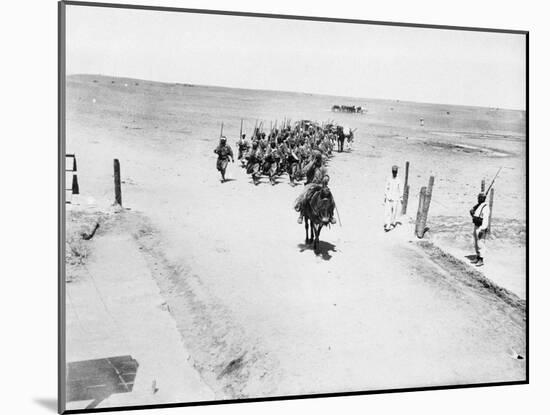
[295,151,336,224]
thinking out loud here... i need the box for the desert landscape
[64,74,526,410]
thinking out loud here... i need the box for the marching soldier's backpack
[471,204,486,227]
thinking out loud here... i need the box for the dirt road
[65,76,526,403]
[98,142,526,399]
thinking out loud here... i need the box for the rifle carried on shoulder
[485,167,502,195]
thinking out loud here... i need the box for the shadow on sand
[65,356,139,410]
[298,240,337,261]
[34,398,57,412]
[248,177,285,186]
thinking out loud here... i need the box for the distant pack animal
[332,105,363,113]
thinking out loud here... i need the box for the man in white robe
[384,165,402,231]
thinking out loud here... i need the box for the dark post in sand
[401,161,410,215]
[415,186,427,238]
[416,176,435,238]
[420,176,435,238]
[71,174,80,195]
[114,158,122,206]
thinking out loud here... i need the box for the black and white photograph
[59,1,527,412]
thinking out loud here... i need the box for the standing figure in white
[384,165,402,232]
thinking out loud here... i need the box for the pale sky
[65,4,526,110]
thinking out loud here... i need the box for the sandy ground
[65,208,214,410]
[64,75,526,408]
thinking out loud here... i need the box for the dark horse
[303,186,336,252]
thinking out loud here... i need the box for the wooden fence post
[425,175,435,207]
[417,176,435,238]
[114,159,122,206]
[487,188,495,234]
[415,186,427,238]
[71,174,79,195]
[402,185,410,216]
[401,161,410,215]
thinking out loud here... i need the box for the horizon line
[66,72,526,112]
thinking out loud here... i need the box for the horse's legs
[316,225,323,251]
[314,226,318,250]
[304,218,310,244]
[307,220,314,244]
[312,225,318,251]
[312,225,318,252]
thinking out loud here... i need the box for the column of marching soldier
[213,120,353,186]
[213,119,497,266]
